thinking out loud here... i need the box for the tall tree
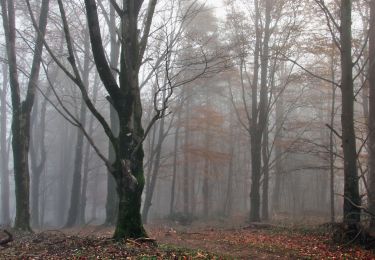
[65,27,90,227]
[339,0,361,231]
[0,63,10,226]
[30,88,49,228]
[249,0,272,222]
[84,0,159,239]
[368,0,375,229]
[1,0,50,231]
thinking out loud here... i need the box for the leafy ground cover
[0,223,374,259]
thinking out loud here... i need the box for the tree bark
[272,89,284,214]
[170,106,182,216]
[84,0,157,239]
[250,0,271,222]
[105,0,120,226]
[0,63,10,226]
[329,46,336,223]
[340,0,361,230]
[262,123,269,221]
[368,0,375,230]
[1,0,49,231]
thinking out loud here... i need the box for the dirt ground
[0,222,375,259]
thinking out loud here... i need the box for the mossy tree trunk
[84,0,157,239]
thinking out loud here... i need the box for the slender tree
[1,0,50,231]
[0,63,10,226]
[368,0,375,229]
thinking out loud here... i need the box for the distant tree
[0,63,11,226]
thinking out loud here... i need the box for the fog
[0,0,372,238]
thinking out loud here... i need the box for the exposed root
[0,230,13,246]
[134,237,158,247]
[327,223,375,249]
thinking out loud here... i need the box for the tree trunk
[80,77,99,225]
[142,111,166,223]
[329,47,337,223]
[183,94,191,216]
[30,84,49,228]
[249,0,261,222]
[272,90,284,214]
[368,0,375,229]
[1,0,49,231]
[170,106,182,216]
[250,135,262,222]
[105,104,119,225]
[56,124,73,226]
[0,63,10,226]
[105,0,120,226]
[262,123,269,221]
[224,130,234,216]
[340,0,361,230]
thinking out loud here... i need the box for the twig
[325,124,342,139]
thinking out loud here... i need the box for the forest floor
[0,220,375,259]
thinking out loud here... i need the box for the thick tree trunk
[85,0,158,239]
[13,113,32,230]
[340,0,361,230]
[368,0,375,229]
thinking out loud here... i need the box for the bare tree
[1,0,50,231]
[368,0,375,230]
[339,0,361,232]
[0,63,10,226]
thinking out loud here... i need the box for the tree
[45,0,158,239]
[1,0,50,231]
[368,0,375,229]
[339,0,361,232]
[65,27,91,227]
[0,63,11,226]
